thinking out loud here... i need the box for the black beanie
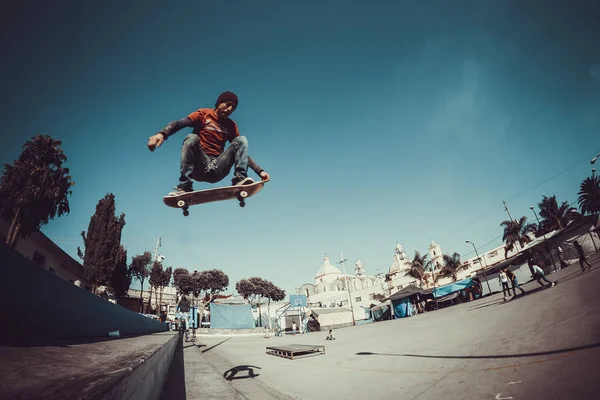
[215,91,238,110]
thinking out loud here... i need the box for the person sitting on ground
[503,267,525,295]
[326,329,335,340]
[529,259,556,288]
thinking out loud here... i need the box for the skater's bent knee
[232,135,248,146]
[183,134,200,145]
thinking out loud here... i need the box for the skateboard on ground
[163,180,265,216]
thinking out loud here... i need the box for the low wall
[0,242,167,341]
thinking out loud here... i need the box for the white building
[0,217,88,289]
[297,255,387,318]
[385,243,419,293]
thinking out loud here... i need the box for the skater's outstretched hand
[259,171,271,182]
[147,133,165,152]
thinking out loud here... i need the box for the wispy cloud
[425,59,510,143]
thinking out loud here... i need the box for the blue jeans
[511,277,525,294]
[179,134,249,188]
[536,273,552,286]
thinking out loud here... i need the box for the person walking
[573,241,593,271]
[556,246,569,269]
[503,267,525,295]
[529,260,555,288]
[498,269,512,297]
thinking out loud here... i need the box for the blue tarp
[209,303,255,329]
[432,278,475,298]
[393,297,414,318]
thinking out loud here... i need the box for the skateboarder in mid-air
[147,91,270,196]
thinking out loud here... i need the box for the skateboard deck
[163,180,265,216]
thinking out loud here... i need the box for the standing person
[573,241,593,271]
[147,91,270,195]
[498,269,512,298]
[556,245,569,269]
[529,260,556,287]
[292,321,297,335]
[503,267,525,295]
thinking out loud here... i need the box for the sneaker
[168,184,193,196]
[232,177,254,186]
[551,282,556,287]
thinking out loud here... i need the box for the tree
[77,193,126,293]
[236,277,271,327]
[436,252,464,282]
[0,134,75,247]
[578,174,600,216]
[157,266,173,316]
[500,216,536,256]
[148,261,164,314]
[130,251,152,312]
[372,293,387,302]
[536,195,579,234]
[172,268,193,295]
[262,280,285,330]
[406,251,432,287]
[191,269,229,325]
[110,245,131,299]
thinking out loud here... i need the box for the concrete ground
[186,257,600,400]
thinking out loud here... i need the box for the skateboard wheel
[183,209,189,217]
[239,201,245,208]
[177,200,186,208]
[239,191,248,198]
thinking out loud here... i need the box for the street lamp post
[466,240,492,295]
[530,206,557,272]
[338,254,356,326]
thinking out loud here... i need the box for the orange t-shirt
[186,108,240,157]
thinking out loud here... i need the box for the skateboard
[163,180,265,216]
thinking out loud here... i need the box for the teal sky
[1,1,599,294]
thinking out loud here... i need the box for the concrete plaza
[166,257,600,400]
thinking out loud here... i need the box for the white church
[296,241,452,314]
[297,255,387,312]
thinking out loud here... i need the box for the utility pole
[153,237,162,262]
[502,201,515,223]
[338,253,356,326]
[502,201,520,251]
[148,237,162,314]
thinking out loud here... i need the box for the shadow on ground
[159,338,186,400]
[355,342,600,360]
[223,365,261,381]
[201,338,230,353]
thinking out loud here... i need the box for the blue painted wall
[0,242,167,341]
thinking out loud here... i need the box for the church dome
[315,256,342,278]
[389,243,411,273]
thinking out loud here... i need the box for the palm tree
[404,251,429,287]
[578,175,600,216]
[537,195,580,234]
[500,216,536,256]
[404,265,425,286]
[436,252,464,282]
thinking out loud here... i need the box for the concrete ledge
[195,327,266,335]
[0,331,179,400]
